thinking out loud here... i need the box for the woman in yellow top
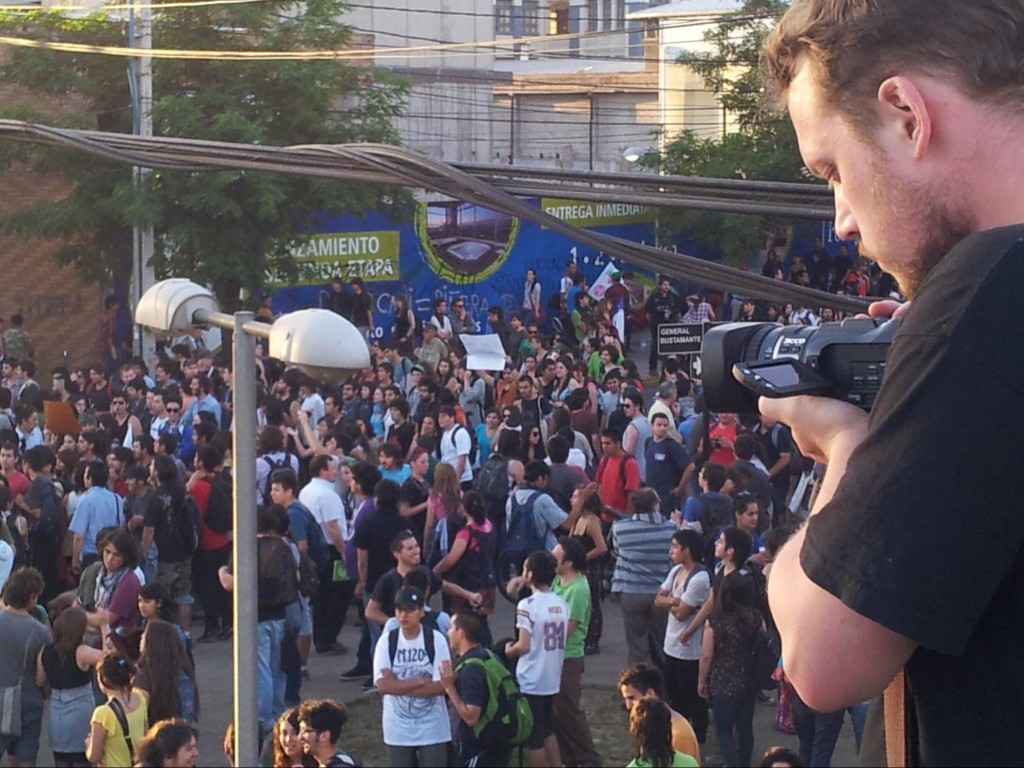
[85,654,149,768]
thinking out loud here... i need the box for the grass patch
[336,685,636,767]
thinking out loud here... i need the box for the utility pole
[131,0,157,366]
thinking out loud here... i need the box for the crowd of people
[0,255,870,768]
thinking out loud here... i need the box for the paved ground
[143,593,860,767]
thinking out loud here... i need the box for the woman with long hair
[428,463,462,536]
[37,606,103,767]
[523,267,543,324]
[134,618,200,725]
[269,707,317,767]
[551,355,575,404]
[475,409,501,469]
[134,718,200,768]
[698,569,763,768]
[627,697,698,767]
[568,484,607,655]
[519,423,547,463]
[392,295,417,357]
[433,491,496,638]
[495,367,519,411]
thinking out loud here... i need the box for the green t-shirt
[552,572,590,659]
[626,751,699,768]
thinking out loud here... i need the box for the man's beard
[863,165,973,298]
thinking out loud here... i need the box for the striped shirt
[610,513,677,593]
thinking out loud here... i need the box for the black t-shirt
[370,566,443,619]
[754,423,793,487]
[351,290,373,326]
[399,476,430,545]
[388,420,416,456]
[146,486,188,564]
[453,645,489,745]
[352,511,411,592]
[801,226,1024,766]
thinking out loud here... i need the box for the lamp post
[135,278,369,766]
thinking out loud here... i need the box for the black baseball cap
[395,586,425,611]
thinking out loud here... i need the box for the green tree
[0,0,408,307]
[652,0,808,265]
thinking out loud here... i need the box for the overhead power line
[0,119,857,313]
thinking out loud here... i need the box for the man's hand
[757,396,869,465]
[468,592,483,608]
[867,299,911,320]
[439,659,455,692]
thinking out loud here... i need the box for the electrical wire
[0,119,859,313]
[0,8,777,62]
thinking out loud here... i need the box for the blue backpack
[505,490,546,560]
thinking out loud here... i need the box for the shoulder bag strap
[108,697,134,758]
[884,669,909,767]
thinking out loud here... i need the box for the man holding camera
[759,1,1024,764]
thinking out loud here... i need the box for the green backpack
[456,649,533,749]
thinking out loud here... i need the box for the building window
[522,0,539,35]
[602,0,613,30]
[550,1,569,35]
[586,0,599,31]
[643,18,658,39]
[495,0,513,34]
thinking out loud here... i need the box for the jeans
[256,619,286,733]
[710,689,756,768]
[793,696,844,767]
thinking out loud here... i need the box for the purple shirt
[344,497,376,579]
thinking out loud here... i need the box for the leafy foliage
[0,0,408,305]
[653,0,808,264]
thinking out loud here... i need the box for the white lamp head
[135,278,219,334]
[269,309,371,381]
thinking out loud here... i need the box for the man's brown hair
[762,0,1024,133]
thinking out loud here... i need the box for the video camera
[701,317,898,414]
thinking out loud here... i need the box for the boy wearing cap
[373,586,452,767]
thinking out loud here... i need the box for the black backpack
[475,453,510,501]
[299,506,332,574]
[257,536,299,609]
[457,524,496,591]
[177,494,203,557]
[387,624,437,666]
[296,549,321,598]
[261,454,291,503]
[199,474,233,535]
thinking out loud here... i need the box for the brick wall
[0,83,104,372]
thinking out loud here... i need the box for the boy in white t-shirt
[654,528,712,746]
[505,550,569,768]
[373,586,451,767]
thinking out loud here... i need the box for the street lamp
[135,278,369,765]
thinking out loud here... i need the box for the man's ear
[877,76,932,161]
